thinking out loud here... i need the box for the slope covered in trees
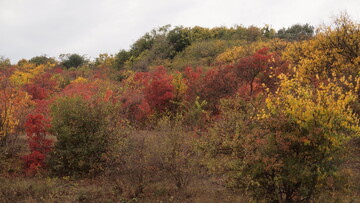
[0,15,359,202]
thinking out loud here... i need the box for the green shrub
[29,55,56,65]
[61,54,86,69]
[48,96,110,177]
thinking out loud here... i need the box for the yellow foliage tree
[10,61,55,86]
[216,39,289,64]
[206,67,360,201]
[252,69,360,200]
[0,76,33,142]
[71,76,88,84]
[95,53,115,68]
[283,14,360,79]
[171,72,188,100]
[262,70,360,138]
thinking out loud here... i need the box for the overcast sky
[0,0,359,63]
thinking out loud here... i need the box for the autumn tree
[197,66,238,112]
[216,39,289,65]
[22,71,54,175]
[0,76,32,145]
[283,14,360,79]
[22,113,52,176]
[251,72,359,201]
[172,40,236,69]
[95,53,115,68]
[25,73,58,100]
[234,48,272,96]
[142,66,175,112]
[9,61,54,86]
[206,69,360,201]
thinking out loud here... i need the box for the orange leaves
[0,77,33,138]
[104,89,113,102]
[61,81,98,100]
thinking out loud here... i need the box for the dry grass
[0,176,252,203]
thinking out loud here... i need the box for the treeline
[112,23,313,71]
[0,14,359,202]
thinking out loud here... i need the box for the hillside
[0,15,359,202]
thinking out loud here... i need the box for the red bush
[25,73,58,100]
[121,90,152,122]
[234,48,272,96]
[143,66,175,112]
[183,67,203,102]
[22,113,52,176]
[198,66,238,112]
[61,81,98,100]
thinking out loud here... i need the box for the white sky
[0,0,359,63]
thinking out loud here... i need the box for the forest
[0,14,359,202]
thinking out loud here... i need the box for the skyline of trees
[1,23,314,66]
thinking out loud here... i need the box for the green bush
[61,54,86,69]
[29,55,56,65]
[48,96,110,177]
[171,39,238,70]
[277,23,314,41]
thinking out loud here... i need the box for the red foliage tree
[121,90,152,122]
[120,67,176,122]
[183,67,203,102]
[142,66,175,112]
[234,48,272,96]
[22,91,53,176]
[60,81,98,100]
[22,113,52,176]
[25,73,58,100]
[234,47,289,97]
[198,66,238,112]
[119,72,152,123]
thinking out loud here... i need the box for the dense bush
[61,54,86,69]
[276,23,314,41]
[29,55,56,66]
[48,96,111,177]
[204,72,360,202]
[22,113,52,176]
